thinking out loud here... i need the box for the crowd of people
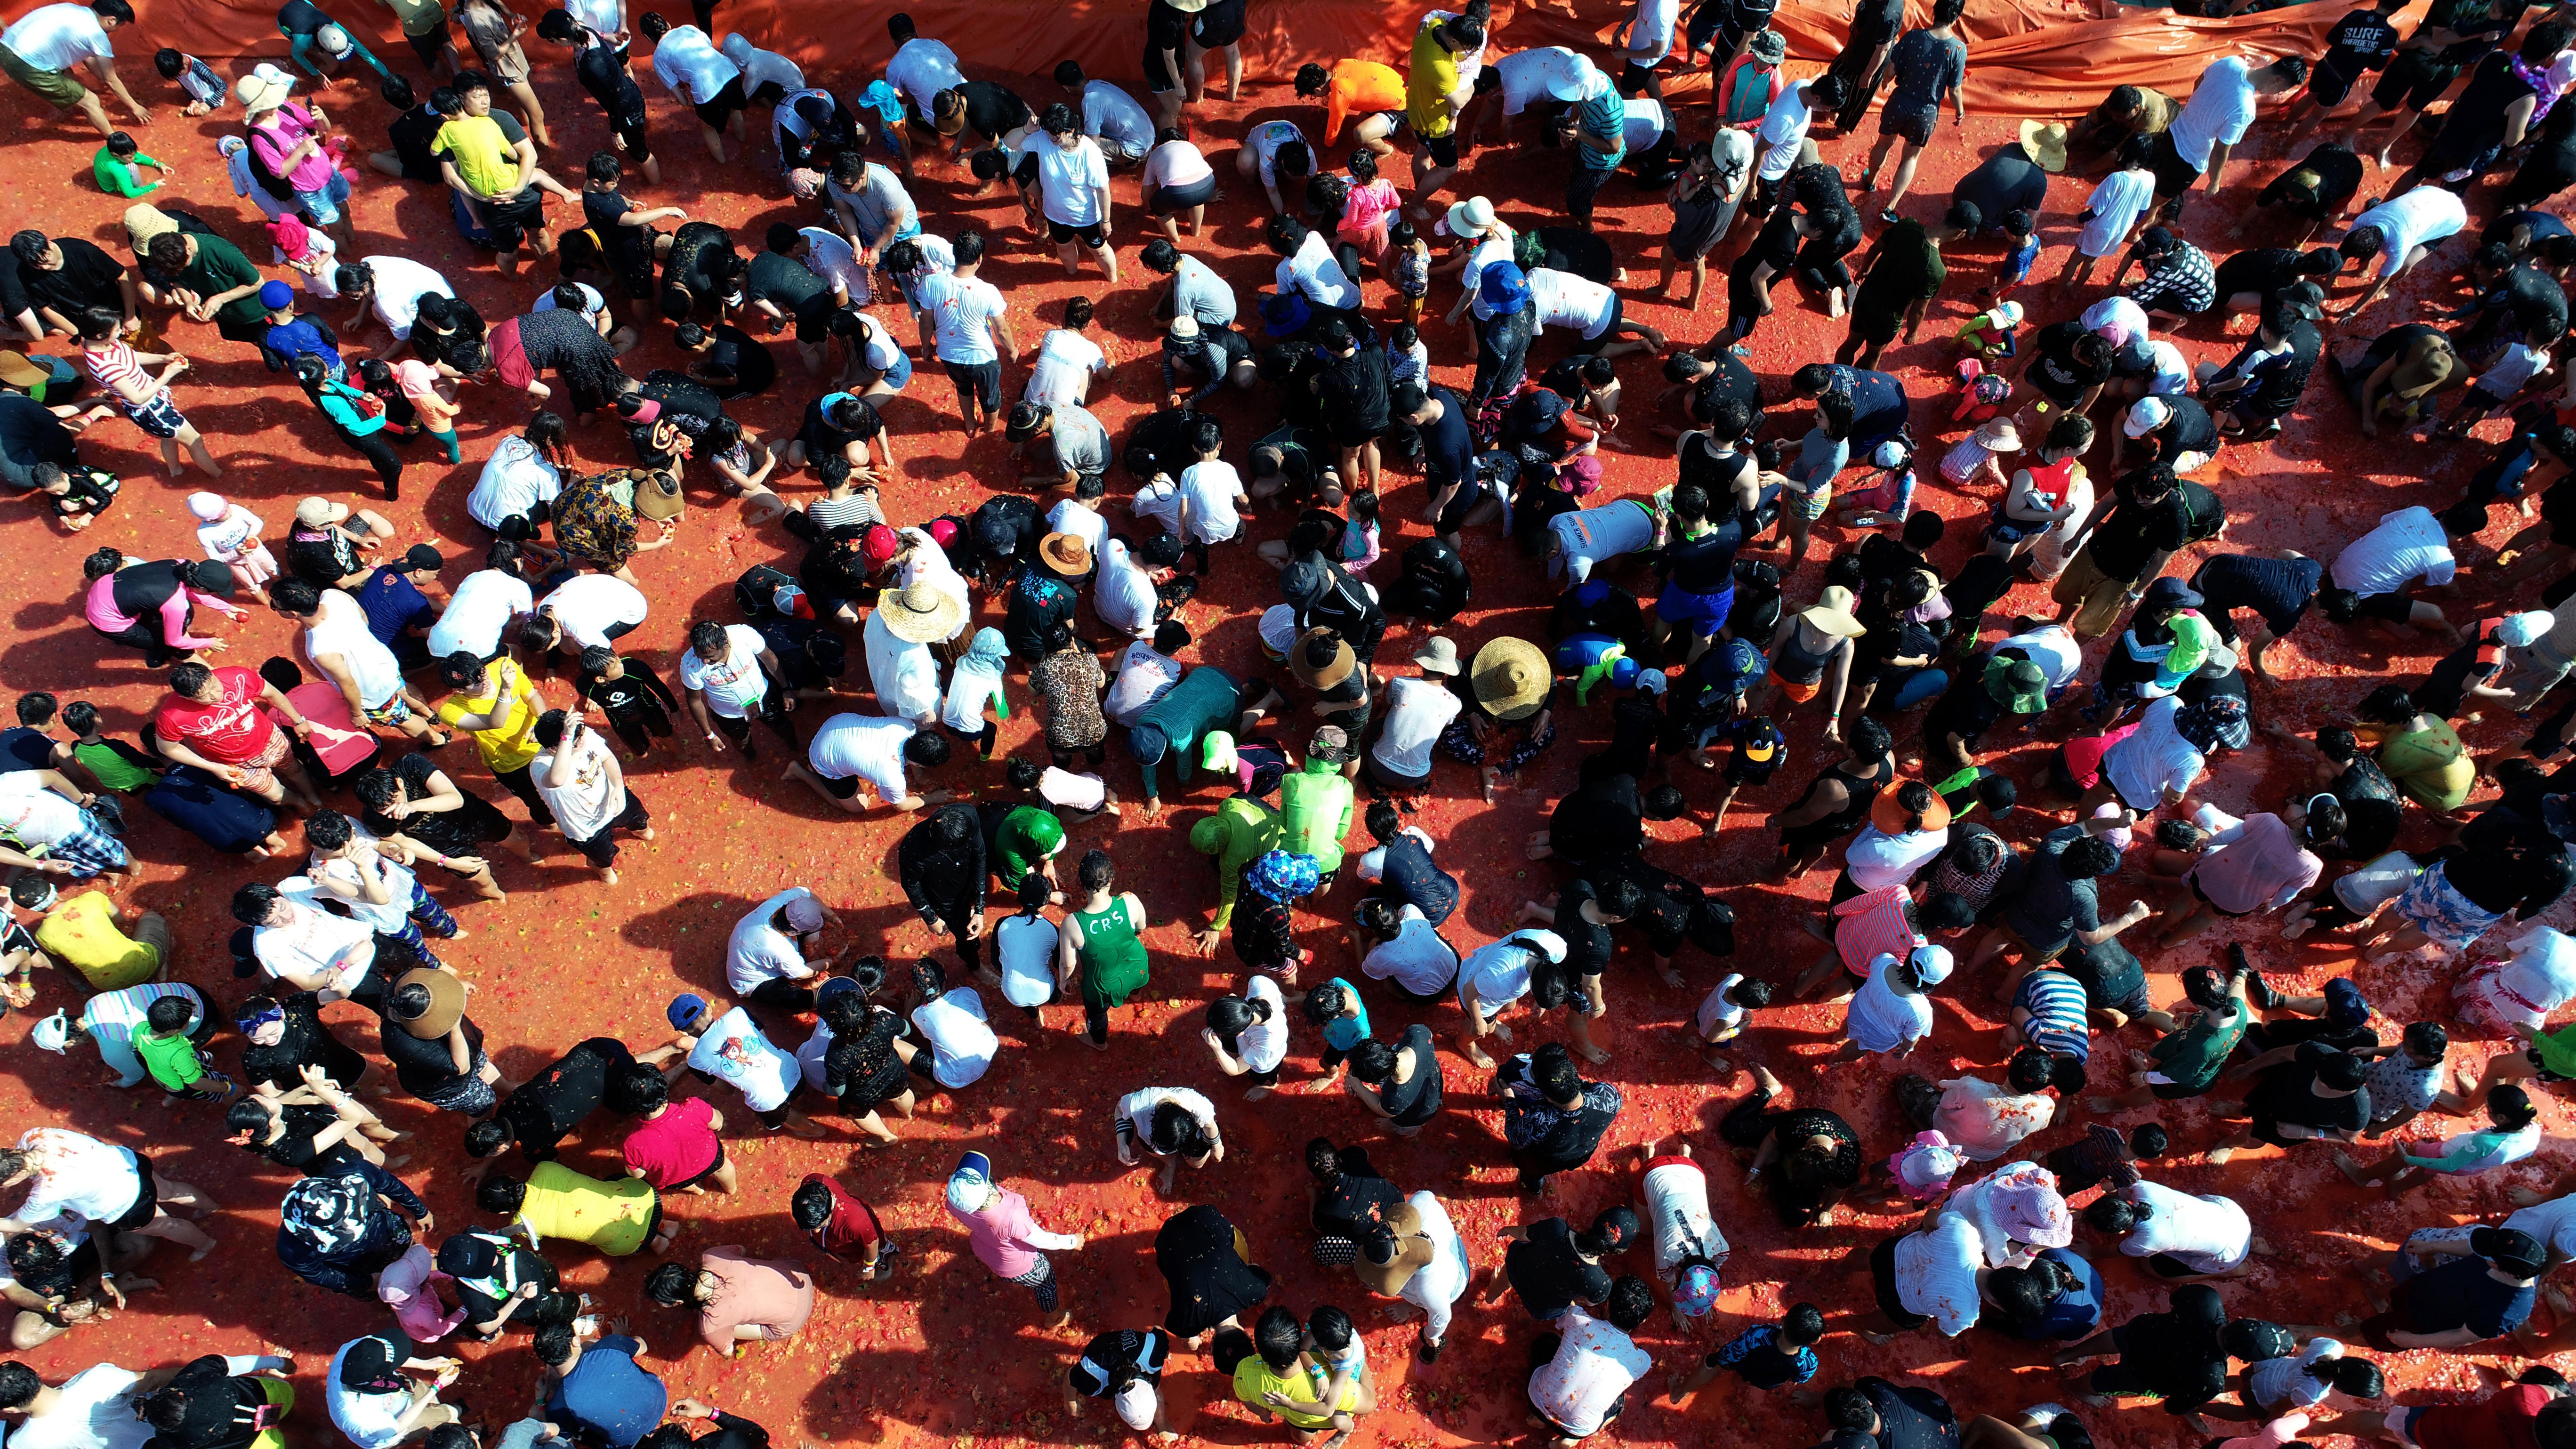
[1,0,2576,1447]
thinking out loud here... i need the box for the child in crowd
[1385,323,1428,392]
[2043,1121,2169,1194]
[1875,1128,1966,1202]
[60,702,162,793]
[94,132,173,198]
[1991,209,2039,297]
[1300,976,1372,1081]
[1693,971,1771,1078]
[1954,299,2023,360]
[32,463,119,531]
[1175,419,1248,575]
[575,646,682,756]
[134,993,236,1104]
[1388,220,1431,326]
[1006,757,1118,822]
[943,628,1011,758]
[1667,1301,1826,1405]
[1304,1305,1373,1409]
[1940,418,2021,491]
[153,48,228,115]
[189,491,278,602]
[1705,715,1786,835]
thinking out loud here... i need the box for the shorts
[122,391,189,440]
[249,1379,296,1449]
[1618,58,1659,95]
[1771,669,1822,703]
[568,790,651,866]
[475,188,542,251]
[2348,590,2414,623]
[0,47,89,108]
[814,769,861,800]
[691,75,749,131]
[362,695,413,727]
[2146,130,2203,197]
[942,358,1002,411]
[2144,1251,2210,1278]
[1420,132,1460,169]
[1047,217,1108,247]
[229,728,295,796]
[2370,49,2457,113]
[1246,1064,1280,1086]
[1880,106,1936,147]
[2049,546,2132,638]
[613,118,652,164]
[107,1152,160,1231]
[871,346,914,391]
[668,1140,728,1191]
[1191,0,1248,48]
[405,27,449,69]
[1868,1234,1930,1329]
[2306,56,2363,109]
[1654,582,1734,628]
[1151,172,1217,213]
[1143,0,1190,92]
[2186,874,2257,919]
[1787,484,1832,521]
[297,170,354,227]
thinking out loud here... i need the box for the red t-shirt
[797,1173,882,1259]
[2061,720,2142,790]
[2414,1385,2553,1449]
[621,1096,719,1186]
[153,667,276,765]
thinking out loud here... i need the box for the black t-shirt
[1550,775,1643,864]
[390,103,445,173]
[1318,346,1391,432]
[496,1037,634,1159]
[154,1358,276,1449]
[1312,1168,1401,1238]
[267,1102,364,1175]
[278,0,331,33]
[2499,264,2568,337]
[1850,0,1907,47]
[378,1010,485,1096]
[1504,1216,1613,1319]
[2321,8,2402,74]
[583,189,650,272]
[1666,518,1742,594]
[240,991,364,1091]
[575,39,648,127]
[1690,350,1763,421]
[1420,385,1474,487]
[2085,479,2194,580]
[0,727,53,771]
[2060,937,2147,1009]
[703,322,777,394]
[2030,320,2110,397]
[0,394,76,478]
[1859,1377,1960,1449]
[957,79,1029,140]
[798,394,882,457]
[25,239,126,317]
[1923,668,2008,747]
[2149,396,2220,459]
[1558,877,1617,979]
[746,250,829,313]
[1955,145,2049,230]
[2249,1041,2372,1129]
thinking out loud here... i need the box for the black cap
[2473,1226,2548,1279]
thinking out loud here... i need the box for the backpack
[734,563,808,619]
[1950,358,2010,427]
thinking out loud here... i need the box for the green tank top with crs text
[1074,896,1149,1007]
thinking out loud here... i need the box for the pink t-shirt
[695,1246,815,1351]
[2184,810,2323,916]
[392,359,443,402]
[1339,179,1401,239]
[252,104,338,193]
[622,1097,720,1188]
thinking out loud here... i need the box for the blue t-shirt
[1712,1322,1819,1389]
[2023,1248,2104,1340]
[548,1336,668,1449]
[1318,976,1371,1051]
[264,316,342,373]
[2404,1257,2536,1339]
[1421,385,1475,490]
[353,566,435,645]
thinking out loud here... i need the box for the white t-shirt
[2080,295,2150,345]
[1276,230,1361,311]
[1641,1158,1726,1278]
[1845,825,1950,890]
[1140,138,1214,189]
[308,847,423,933]
[304,593,403,710]
[531,729,625,840]
[2120,1180,2252,1272]
[994,913,1060,1007]
[2142,338,2192,396]
[1994,626,2084,689]
[1105,638,1182,719]
[1846,953,1933,1054]
[2349,186,2468,279]
[195,507,266,566]
[1891,1212,1985,1335]
[912,986,997,1088]
[1374,676,1461,777]
[1365,907,1461,997]
[250,896,376,998]
[2506,1191,2576,1264]
[427,569,533,660]
[1620,97,1671,154]
[886,36,965,118]
[1755,80,1814,182]
[359,256,451,342]
[468,434,562,528]
[2166,56,2255,171]
[2102,696,2206,812]
[2333,849,2423,916]
[2079,168,2155,257]
[796,227,865,299]
[8,1129,139,1229]
[539,574,649,649]
[2247,1339,2343,1413]
[862,610,941,723]
[1526,1307,1651,1438]
[1695,972,1747,1039]
[1494,47,1579,116]
[326,1339,416,1449]
[1530,268,1618,338]
[531,281,607,323]
[5,1362,153,1449]
[1626,0,1682,63]
[726,887,816,993]
[1169,253,1235,325]
[1026,328,1109,405]
[1236,975,1288,1071]
[805,712,916,799]
[1178,460,1244,544]
[687,1005,798,1111]
[0,774,83,845]
[677,626,772,718]
[718,32,800,96]
[649,24,737,103]
[2,5,111,72]
[1119,1086,1216,1147]
[2331,505,2457,596]
[920,271,1007,365]
[1081,80,1154,153]
[1032,131,1111,227]
[1246,119,1306,189]
[1046,498,1110,565]
[1457,934,1544,1011]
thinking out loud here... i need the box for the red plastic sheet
[60,0,2368,120]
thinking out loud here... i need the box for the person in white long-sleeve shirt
[1269,217,1360,315]
[1113,1085,1223,1193]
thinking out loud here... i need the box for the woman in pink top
[393,359,463,463]
[643,1246,814,1357]
[2152,802,2326,949]
[944,1150,1085,1328]
[378,1243,468,1342]
[83,551,245,667]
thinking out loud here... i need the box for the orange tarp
[59,0,2369,119]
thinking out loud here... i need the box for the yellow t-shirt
[433,115,521,198]
[1406,24,1460,138]
[1232,1359,1356,1431]
[435,658,543,773]
[522,1161,657,1256]
[36,893,156,990]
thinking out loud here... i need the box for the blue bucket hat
[1479,260,1531,315]
[1709,636,1766,694]
[1247,849,1321,902]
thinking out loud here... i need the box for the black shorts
[1151,172,1217,213]
[2146,130,2203,197]
[1191,0,1248,48]
[1421,131,1459,169]
[1143,0,1190,92]
[668,1140,728,1191]
[2188,876,2257,919]
[1880,105,1936,147]
[1868,1233,1930,1329]
[1047,217,1107,247]
[943,358,1002,411]
[406,28,449,69]
[400,154,444,184]
[1247,1064,1280,1086]
[2350,589,2415,623]
[2145,1250,2207,1278]
[1618,59,1657,96]
[791,290,840,344]
[816,769,861,799]
[691,75,749,131]
[2370,49,2458,113]
[567,790,651,866]
[108,1152,159,1232]
[2306,56,2364,109]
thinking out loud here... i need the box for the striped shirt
[80,339,150,396]
[1832,885,1918,975]
[805,491,883,532]
[2015,968,2093,1061]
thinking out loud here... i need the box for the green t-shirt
[2532,1022,2576,1080]
[72,739,160,793]
[2148,1002,2247,1091]
[180,234,269,331]
[1278,765,1354,872]
[92,148,161,198]
[133,1028,205,1091]
[1188,797,1280,927]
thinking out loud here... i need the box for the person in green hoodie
[1279,729,1357,887]
[1191,787,1282,955]
[1130,665,1280,814]
[982,803,1068,899]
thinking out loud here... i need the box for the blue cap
[2324,977,2370,1028]
[258,280,296,311]
[1714,636,1766,692]
[666,993,708,1030]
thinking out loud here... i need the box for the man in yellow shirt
[1404,10,1482,217]
[1225,1307,1369,1443]
[6,877,166,993]
[430,74,578,279]
[433,652,553,826]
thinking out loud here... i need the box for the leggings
[605,702,674,754]
[427,427,461,464]
[343,428,405,499]
[1718,1082,1781,1149]
[1084,994,1112,1046]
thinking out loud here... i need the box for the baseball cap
[28,1011,70,1054]
[946,1151,998,1215]
[2323,977,2370,1029]
[666,993,709,1031]
[784,895,826,931]
[2473,1226,2548,1278]
[1739,717,1782,763]
[2496,610,2554,649]
[258,280,296,311]
[1908,941,1955,985]
[2123,396,2172,438]
[1871,439,1910,469]
[1200,729,1238,773]
[861,524,902,566]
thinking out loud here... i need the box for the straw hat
[1289,628,1356,690]
[1444,196,1497,239]
[1038,532,1092,577]
[875,583,964,644]
[1412,636,1461,676]
[235,67,295,114]
[2019,121,2069,173]
[1797,585,1868,639]
[1353,1200,1432,1296]
[0,353,49,389]
[387,968,467,1040]
[1471,637,1552,721]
